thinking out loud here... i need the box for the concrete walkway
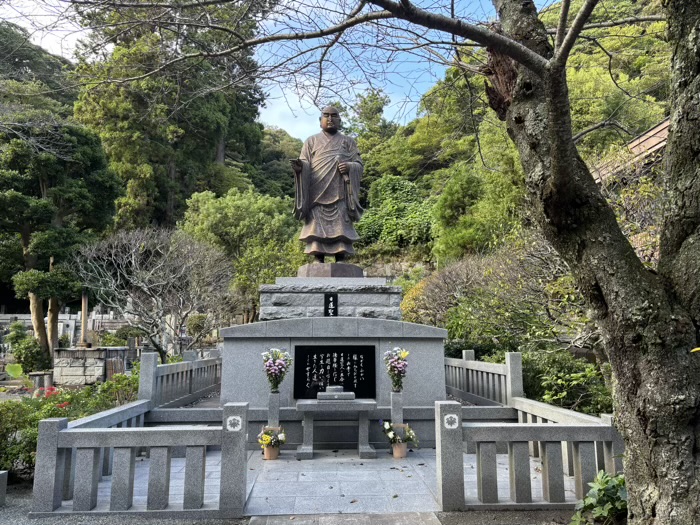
[85,446,576,515]
[249,513,441,524]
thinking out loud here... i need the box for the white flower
[384,421,391,429]
[278,433,286,442]
[387,431,395,439]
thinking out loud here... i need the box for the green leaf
[6,363,24,378]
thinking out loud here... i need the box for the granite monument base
[259,278,402,320]
[297,262,364,278]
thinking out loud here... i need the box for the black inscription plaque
[294,345,376,399]
[324,293,338,316]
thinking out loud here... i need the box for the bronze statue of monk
[290,106,363,263]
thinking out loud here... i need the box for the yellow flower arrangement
[257,427,287,449]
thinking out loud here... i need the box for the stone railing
[31,403,249,518]
[138,353,222,408]
[33,400,150,507]
[509,397,623,477]
[434,401,624,511]
[444,351,523,406]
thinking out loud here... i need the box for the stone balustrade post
[220,402,248,518]
[0,470,7,507]
[505,352,524,405]
[462,349,475,361]
[138,352,159,406]
[435,401,465,511]
[32,418,68,512]
[600,414,624,474]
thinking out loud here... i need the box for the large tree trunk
[47,256,60,355]
[491,1,700,523]
[216,130,226,165]
[47,297,60,354]
[29,292,51,363]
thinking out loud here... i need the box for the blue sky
[257,0,554,139]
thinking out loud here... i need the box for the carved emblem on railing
[444,414,459,429]
[226,416,242,432]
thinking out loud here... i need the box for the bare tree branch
[73,9,396,86]
[547,15,666,34]
[75,229,233,361]
[573,119,632,143]
[555,0,570,50]
[555,0,600,66]
[369,0,548,76]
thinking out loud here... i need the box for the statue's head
[319,106,341,134]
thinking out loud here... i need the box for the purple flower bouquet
[262,348,293,392]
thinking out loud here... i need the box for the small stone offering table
[295,398,377,459]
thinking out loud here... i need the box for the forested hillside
[1,0,669,383]
[349,0,667,266]
[0,19,302,325]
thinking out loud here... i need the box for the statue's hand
[338,162,349,175]
[290,159,302,174]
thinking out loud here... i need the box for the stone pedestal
[297,263,363,278]
[295,399,377,459]
[259,277,402,320]
[391,392,403,425]
[268,392,280,427]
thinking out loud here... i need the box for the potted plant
[383,347,409,392]
[262,348,293,393]
[258,427,286,460]
[380,420,419,459]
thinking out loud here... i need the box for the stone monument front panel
[293,345,376,399]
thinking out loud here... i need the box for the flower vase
[392,442,407,459]
[264,446,280,460]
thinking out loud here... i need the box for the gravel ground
[3,482,574,525]
[437,511,572,525]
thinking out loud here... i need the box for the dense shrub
[5,322,50,372]
[483,349,612,415]
[115,325,146,340]
[356,175,435,258]
[0,370,139,480]
[100,332,127,346]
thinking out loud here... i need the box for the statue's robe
[294,131,363,255]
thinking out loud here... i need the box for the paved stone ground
[249,513,442,525]
[2,481,572,525]
[0,481,248,525]
[52,446,577,515]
